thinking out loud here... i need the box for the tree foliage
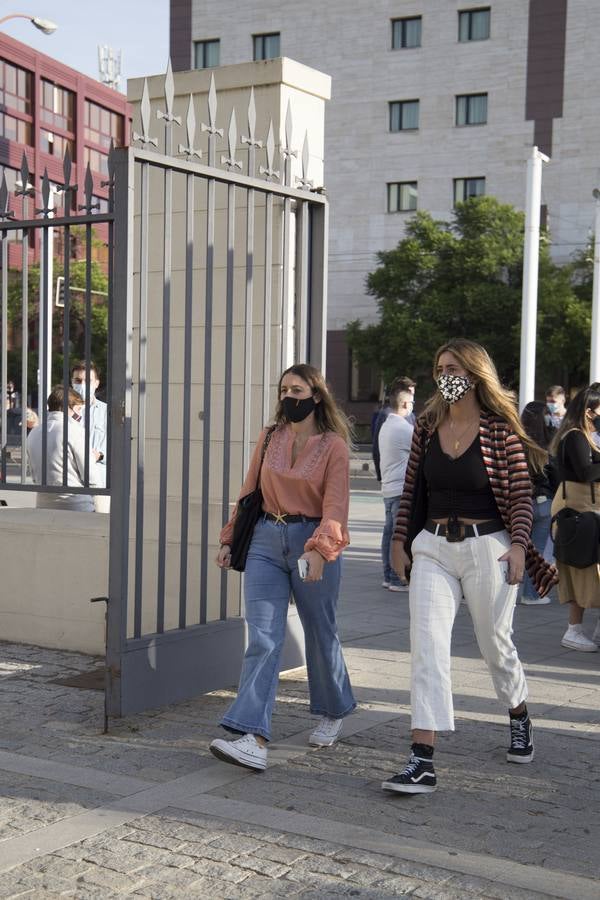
[347,196,591,394]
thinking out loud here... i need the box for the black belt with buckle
[424,516,504,542]
[264,513,321,525]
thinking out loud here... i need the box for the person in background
[550,385,600,652]
[519,401,559,606]
[372,376,416,481]
[210,364,356,771]
[27,386,104,512]
[544,385,567,442]
[70,361,107,480]
[379,385,414,592]
[382,339,556,795]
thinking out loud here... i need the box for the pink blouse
[219,424,350,561]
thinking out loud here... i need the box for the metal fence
[0,149,113,499]
[106,66,329,715]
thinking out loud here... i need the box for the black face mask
[592,415,600,433]
[282,395,316,423]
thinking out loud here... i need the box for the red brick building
[0,31,130,252]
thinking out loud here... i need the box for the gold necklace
[449,418,479,452]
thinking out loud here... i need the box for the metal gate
[106,69,329,715]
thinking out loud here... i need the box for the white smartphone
[297,558,310,580]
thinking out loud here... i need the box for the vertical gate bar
[262,193,273,424]
[309,202,329,371]
[200,175,215,625]
[280,196,291,372]
[61,224,71,485]
[105,185,114,490]
[40,226,49,485]
[83,223,92,486]
[106,146,134,718]
[1,233,7,483]
[220,181,235,620]
[242,184,255,475]
[179,170,194,629]
[156,163,173,634]
[134,159,150,639]
[294,199,309,364]
[20,225,29,482]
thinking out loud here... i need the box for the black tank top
[424,430,500,519]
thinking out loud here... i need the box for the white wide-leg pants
[409,527,528,732]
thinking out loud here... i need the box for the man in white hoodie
[27,386,104,511]
[378,386,415,592]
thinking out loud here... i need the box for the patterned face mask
[437,373,473,404]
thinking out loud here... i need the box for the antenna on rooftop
[98,45,122,90]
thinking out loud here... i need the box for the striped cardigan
[393,410,559,598]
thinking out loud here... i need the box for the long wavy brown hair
[550,384,600,455]
[273,364,354,446]
[422,338,547,471]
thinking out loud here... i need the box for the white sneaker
[561,625,598,653]
[309,716,343,747]
[209,734,267,770]
[521,595,551,606]
[388,583,409,593]
[592,619,600,646]
[382,581,390,588]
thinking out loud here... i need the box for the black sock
[509,705,528,721]
[412,742,434,758]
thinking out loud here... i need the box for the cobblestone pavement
[0,487,599,897]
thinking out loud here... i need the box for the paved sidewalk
[0,487,599,898]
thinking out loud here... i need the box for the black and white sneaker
[382,751,437,794]
[506,714,534,764]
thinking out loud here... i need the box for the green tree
[6,229,109,402]
[347,196,590,393]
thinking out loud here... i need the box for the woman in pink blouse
[210,364,356,771]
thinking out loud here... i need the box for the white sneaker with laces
[309,716,344,747]
[561,625,598,652]
[209,733,267,770]
[521,595,551,606]
[593,619,600,646]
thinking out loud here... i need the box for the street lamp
[0,13,57,34]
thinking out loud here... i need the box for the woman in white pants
[383,339,557,794]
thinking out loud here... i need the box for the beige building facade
[170,0,593,428]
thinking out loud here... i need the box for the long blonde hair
[422,338,547,472]
[273,364,354,446]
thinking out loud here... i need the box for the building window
[458,8,491,41]
[253,32,280,60]
[0,111,32,145]
[389,100,419,131]
[454,177,486,205]
[456,93,487,125]
[0,165,19,195]
[40,80,75,132]
[84,101,124,150]
[391,16,422,49]
[0,61,32,114]
[84,146,109,175]
[349,352,380,403]
[40,130,73,157]
[194,39,220,69]
[387,182,418,213]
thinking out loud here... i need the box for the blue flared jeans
[221,517,356,741]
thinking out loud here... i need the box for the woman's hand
[391,541,411,583]
[216,544,232,568]
[299,549,325,583]
[498,544,525,585]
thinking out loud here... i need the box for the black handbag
[229,427,275,572]
[551,440,600,569]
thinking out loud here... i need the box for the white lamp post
[0,13,57,34]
